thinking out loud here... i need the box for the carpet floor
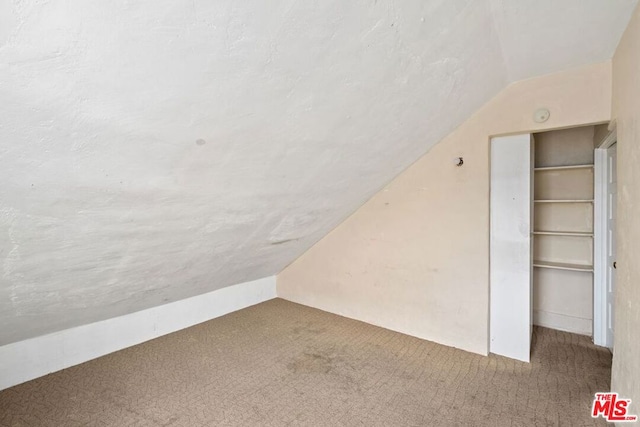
[0,298,611,426]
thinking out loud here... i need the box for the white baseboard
[533,309,592,336]
[0,276,276,391]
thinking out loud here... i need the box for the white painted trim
[0,276,276,391]
[597,128,617,149]
[533,309,592,336]
[593,148,607,346]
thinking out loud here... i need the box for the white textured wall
[0,0,508,345]
[0,1,634,345]
[611,1,640,415]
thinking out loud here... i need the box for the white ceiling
[490,0,638,81]
[0,0,636,345]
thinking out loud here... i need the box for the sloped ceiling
[0,0,636,345]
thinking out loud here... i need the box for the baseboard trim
[0,276,276,391]
[533,309,592,336]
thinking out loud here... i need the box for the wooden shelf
[532,231,593,237]
[533,260,593,272]
[534,199,593,203]
[534,164,594,171]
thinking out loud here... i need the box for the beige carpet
[0,299,611,426]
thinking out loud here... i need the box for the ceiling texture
[0,0,637,345]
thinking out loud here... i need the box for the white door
[606,143,617,350]
[490,134,533,362]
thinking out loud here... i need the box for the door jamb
[593,128,616,347]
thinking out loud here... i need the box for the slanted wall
[277,62,611,355]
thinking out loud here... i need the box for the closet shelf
[534,164,594,171]
[532,231,593,237]
[533,261,593,272]
[534,199,593,203]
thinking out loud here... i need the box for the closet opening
[490,123,615,362]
